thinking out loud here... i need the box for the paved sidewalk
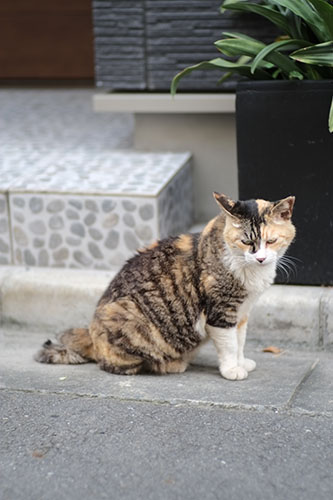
[1,327,332,500]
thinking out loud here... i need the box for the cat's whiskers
[276,260,291,280]
[277,254,299,280]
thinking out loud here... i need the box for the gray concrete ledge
[93,93,236,114]
[0,266,115,332]
[0,266,332,349]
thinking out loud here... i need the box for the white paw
[242,358,256,372]
[221,366,248,381]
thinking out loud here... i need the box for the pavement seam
[283,358,319,411]
[1,385,331,418]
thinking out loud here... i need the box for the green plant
[171,0,333,132]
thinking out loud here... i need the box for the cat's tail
[34,328,96,365]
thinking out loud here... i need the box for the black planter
[236,80,333,285]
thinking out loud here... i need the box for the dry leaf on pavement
[262,346,283,355]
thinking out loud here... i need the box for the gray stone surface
[0,218,8,233]
[0,238,9,253]
[49,215,64,230]
[9,152,191,195]
[123,213,135,228]
[158,161,193,238]
[23,249,36,266]
[13,227,28,246]
[102,213,118,228]
[49,233,62,249]
[4,150,192,270]
[29,220,46,235]
[0,327,332,500]
[139,203,154,221]
[105,230,119,249]
[102,199,116,212]
[29,196,43,213]
[38,249,49,267]
[47,199,65,213]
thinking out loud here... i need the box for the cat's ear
[213,192,236,216]
[271,196,295,222]
[213,193,241,226]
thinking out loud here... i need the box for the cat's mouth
[245,254,275,267]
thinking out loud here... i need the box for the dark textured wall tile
[92,0,276,91]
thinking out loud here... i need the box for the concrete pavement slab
[291,357,333,415]
[1,391,332,500]
[0,328,320,413]
[1,327,332,500]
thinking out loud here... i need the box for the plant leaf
[215,37,304,77]
[290,42,333,67]
[288,70,304,79]
[251,39,310,74]
[221,0,292,35]
[271,0,332,42]
[221,31,263,43]
[170,58,271,95]
[308,0,333,40]
[329,97,333,133]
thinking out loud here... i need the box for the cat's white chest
[237,266,274,321]
[237,292,261,323]
[235,260,276,298]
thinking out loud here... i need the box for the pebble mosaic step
[0,151,193,269]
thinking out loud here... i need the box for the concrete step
[0,151,193,269]
[0,266,332,350]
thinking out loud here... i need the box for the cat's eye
[241,239,253,246]
[267,238,278,244]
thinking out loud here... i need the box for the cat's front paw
[221,366,248,381]
[242,358,256,372]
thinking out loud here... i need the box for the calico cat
[35,192,296,381]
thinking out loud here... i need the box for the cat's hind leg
[99,357,144,375]
[92,297,188,376]
[160,359,189,374]
[160,345,202,374]
[89,318,145,375]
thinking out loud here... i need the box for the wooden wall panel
[0,0,94,79]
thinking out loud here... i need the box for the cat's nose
[256,257,266,263]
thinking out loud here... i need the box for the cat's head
[214,192,296,267]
